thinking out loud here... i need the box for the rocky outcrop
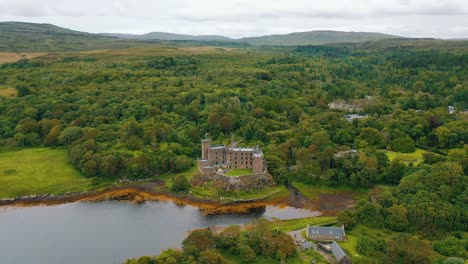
[202,173,275,191]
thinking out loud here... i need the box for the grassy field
[385,148,428,165]
[0,148,110,198]
[292,182,368,200]
[0,86,17,97]
[190,182,290,202]
[225,168,253,176]
[0,52,46,64]
[270,216,337,232]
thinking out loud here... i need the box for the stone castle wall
[201,171,274,191]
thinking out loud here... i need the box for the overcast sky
[0,0,467,38]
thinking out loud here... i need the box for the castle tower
[201,138,212,160]
[253,155,263,173]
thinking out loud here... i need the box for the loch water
[0,201,319,264]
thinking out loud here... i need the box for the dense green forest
[0,40,467,262]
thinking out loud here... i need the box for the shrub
[356,235,386,257]
[433,236,467,258]
[171,174,190,192]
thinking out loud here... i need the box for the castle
[197,136,267,176]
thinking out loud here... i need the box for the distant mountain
[106,30,401,46]
[103,32,233,42]
[0,21,147,52]
[240,30,401,46]
[0,22,426,53]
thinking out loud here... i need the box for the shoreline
[0,181,358,216]
[0,184,291,215]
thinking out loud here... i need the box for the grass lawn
[0,148,111,198]
[292,182,368,200]
[384,148,428,165]
[0,86,17,97]
[270,216,337,232]
[190,182,290,202]
[225,168,253,176]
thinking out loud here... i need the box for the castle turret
[201,138,212,160]
[253,147,264,174]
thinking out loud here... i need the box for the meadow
[0,148,109,198]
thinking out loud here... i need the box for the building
[307,225,346,242]
[330,241,352,264]
[198,136,267,176]
[345,114,368,122]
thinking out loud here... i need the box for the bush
[171,174,190,192]
[433,236,467,258]
[198,249,230,264]
[356,235,386,257]
[423,152,447,164]
[182,229,216,256]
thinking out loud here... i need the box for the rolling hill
[240,30,401,46]
[106,30,402,46]
[3,21,465,53]
[103,32,232,41]
[0,22,148,52]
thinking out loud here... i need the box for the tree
[127,135,143,150]
[236,244,256,263]
[383,160,407,184]
[433,236,467,258]
[220,114,234,134]
[182,229,216,257]
[356,235,386,257]
[58,126,83,145]
[198,250,230,264]
[359,127,384,148]
[171,174,190,192]
[16,85,31,97]
[172,155,192,173]
[385,235,433,264]
[154,249,182,264]
[385,204,409,231]
[392,136,416,153]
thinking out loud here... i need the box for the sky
[0,0,467,39]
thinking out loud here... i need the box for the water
[0,201,319,264]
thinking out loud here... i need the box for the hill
[105,30,401,46]
[103,32,233,42]
[0,21,149,52]
[240,30,401,46]
[0,22,248,52]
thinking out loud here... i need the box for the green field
[385,148,428,165]
[270,216,337,232]
[292,182,368,200]
[0,148,110,198]
[190,182,290,202]
[225,168,253,176]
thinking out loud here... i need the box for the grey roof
[230,147,255,152]
[211,145,226,150]
[308,226,345,237]
[330,241,347,262]
[299,242,315,249]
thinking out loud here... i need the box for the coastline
[0,182,357,216]
[0,183,290,215]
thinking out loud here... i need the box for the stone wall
[201,172,274,191]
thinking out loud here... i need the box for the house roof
[230,147,255,152]
[299,242,315,249]
[308,226,345,237]
[330,241,347,262]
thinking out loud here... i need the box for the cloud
[0,0,467,38]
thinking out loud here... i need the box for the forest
[0,41,467,263]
